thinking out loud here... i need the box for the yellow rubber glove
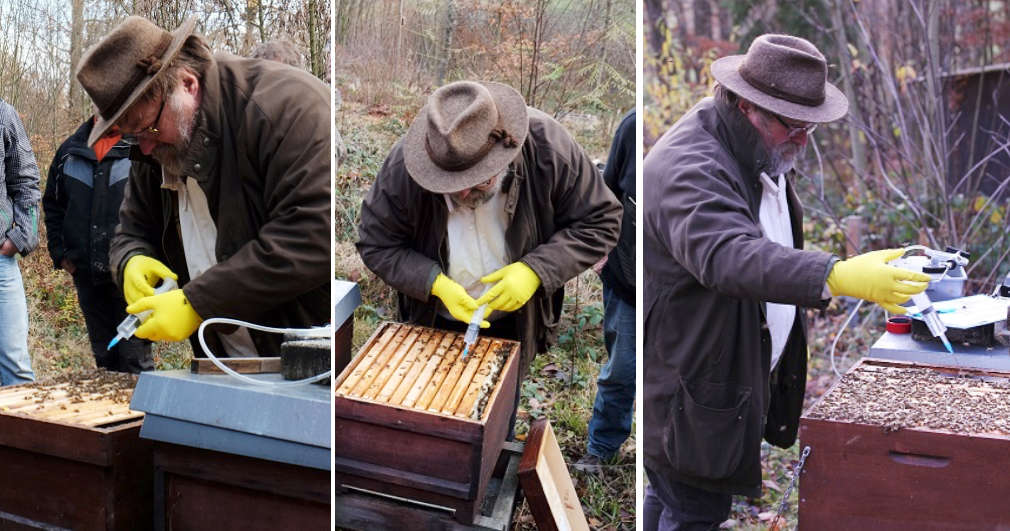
[123,255,178,305]
[127,289,203,342]
[826,248,931,314]
[431,274,489,328]
[476,262,541,313]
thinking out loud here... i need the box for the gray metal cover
[334,280,361,328]
[131,370,330,470]
[869,331,1010,371]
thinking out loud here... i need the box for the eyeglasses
[770,112,817,138]
[120,97,166,144]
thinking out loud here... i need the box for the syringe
[910,290,954,354]
[107,277,178,349]
[461,304,488,360]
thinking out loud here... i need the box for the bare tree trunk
[307,0,323,79]
[69,0,85,113]
[831,0,866,176]
[436,0,456,86]
[396,0,404,68]
[708,0,722,40]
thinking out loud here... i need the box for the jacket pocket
[663,376,752,480]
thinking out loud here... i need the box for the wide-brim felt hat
[76,16,197,146]
[711,34,848,123]
[403,81,528,194]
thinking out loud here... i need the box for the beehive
[334,322,521,525]
[335,322,513,420]
[0,370,142,427]
[799,359,1010,530]
[0,370,152,530]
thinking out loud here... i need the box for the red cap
[886,316,912,334]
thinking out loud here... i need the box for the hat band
[100,32,174,120]
[424,120,518,173]
[738,63,824,107]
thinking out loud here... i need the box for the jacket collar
[66,119,131,161]
[712,96,774,180]
[178,54,222,183]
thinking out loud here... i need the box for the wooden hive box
[799,358,1010,530]
[334,321,521,525]
[0,372,152,530]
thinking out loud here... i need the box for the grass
[337,97,632,529]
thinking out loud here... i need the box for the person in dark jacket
[642,34,932,529]
[74,16,330,356]
[357,80,621,407]
[43,118,151,372]
[576,109,636,472]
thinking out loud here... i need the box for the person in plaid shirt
[0,97,40,385]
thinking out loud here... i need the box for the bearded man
[357,80,621,413]
[642,34,931,529]
[75,16,330,356]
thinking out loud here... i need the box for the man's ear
[179,69,200,96]
[737,99,752,114]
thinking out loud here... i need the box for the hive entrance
[336,323,514,421]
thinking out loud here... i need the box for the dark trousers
[73,274,153,373]
[644,468,732,531]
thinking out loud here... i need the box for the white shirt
[758,171,796,370]
[164,171,258,357]
[441,189,510,321]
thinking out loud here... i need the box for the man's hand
[123,255,178,305]
[60,258,76,275]
[0,239,16,257]
[827,248,931,314]
[128,289,202,342]
[476,262,541,313]
[431,273,489,328]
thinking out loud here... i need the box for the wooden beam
[190,357,281,374]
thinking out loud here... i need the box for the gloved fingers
[449,301,478,324]
[885,292,914,306]
[126,296,156,315]
[500,295,523,312]
[879,302,908,315]
[475,282,505,307]
[891,280,930,295]
[876,248,908,262]
[479,268,506,284]
[124,278,155,304]
[891,268,932,283]
[134,318,162,341]
[144,265,178,286]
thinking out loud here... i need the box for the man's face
[449,170,506,209]
[740,101,817,175]
[117,74,200,175]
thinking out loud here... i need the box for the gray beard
[450,179,503,209]
[767,142,800,176]
[152,95,197,176]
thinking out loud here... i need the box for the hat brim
[87,17,198,146]
[711,55,849,123]
[402,82,529,194]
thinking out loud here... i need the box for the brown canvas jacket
[110,52,331,355]
[357,107,621,377]
[642,96,835,496]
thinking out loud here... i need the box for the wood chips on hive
[336,323,513,421]
[806,364,1010,435]
[0,369,141,428]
